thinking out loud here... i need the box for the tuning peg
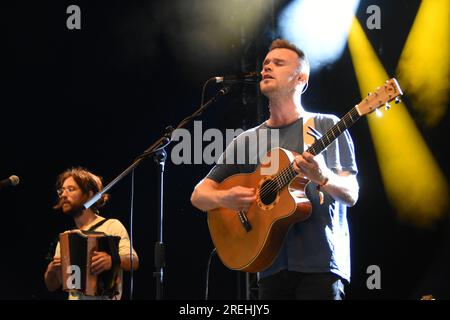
[395,97,401,104]
[367,92,372,96]
[385,102,391,110]
[375,108,383,117]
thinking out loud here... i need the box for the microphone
[215,72,261,83]
[0,175,20,190]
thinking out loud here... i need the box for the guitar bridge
[237,211,252,232]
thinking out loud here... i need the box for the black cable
[129,168,135,300]
[203,77,221,300]
[176,77,227,131]
[201,77,216,106]
[205,247,217,300]
[134,77,225,163]
[202,78,225,300]
[135,138,171,162]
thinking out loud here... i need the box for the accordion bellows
[60,229,121,297]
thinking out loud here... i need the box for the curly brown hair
[53,167,109,211]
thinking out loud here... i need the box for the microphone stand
[84,85,232,300]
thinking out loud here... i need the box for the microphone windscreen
[9,175,20,186]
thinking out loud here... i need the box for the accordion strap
[87,218,121,269]
[87,218,109,231]
[46,219,108,261]
[107,236,121,268]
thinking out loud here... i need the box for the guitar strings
[258,156,313,201]
[257,109,359,201]
[258,163,296,199]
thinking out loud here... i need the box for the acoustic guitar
[208,78,403,272]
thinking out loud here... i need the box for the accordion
[59,230,121,297]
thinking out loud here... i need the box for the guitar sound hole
[259,179,278,205]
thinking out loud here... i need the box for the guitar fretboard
[307,107,361,156]
[269,107,361,192]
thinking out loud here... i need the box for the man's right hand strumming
[217,186,256,212]
[191,178,256,212]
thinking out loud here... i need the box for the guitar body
[207,78,403,273]
[207,148,312,273]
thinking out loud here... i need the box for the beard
[260,81,275,95]
[61,200,85,217]
[260,81,282,99]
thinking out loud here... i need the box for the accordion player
[59,229,121,297]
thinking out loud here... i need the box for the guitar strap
[304,114,322,150]
[298,117,304,154]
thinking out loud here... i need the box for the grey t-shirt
[206,113,358,282]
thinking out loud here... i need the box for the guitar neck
[306,106,361,156]
[266,77,403,196]
[274,107,361,189]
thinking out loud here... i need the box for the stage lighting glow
[162,0,270,66]
[397,0,449,127]
[348,17,449,226]
[278,0,360,70]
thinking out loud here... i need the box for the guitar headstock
[355,78,403,116]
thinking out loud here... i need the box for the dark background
[0,0,448,300]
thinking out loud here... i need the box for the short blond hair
[269,38,310,75]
